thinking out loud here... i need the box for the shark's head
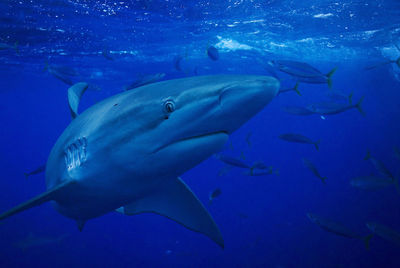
[108,75,279,178]
[60,75,279,183]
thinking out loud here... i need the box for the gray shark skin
[0,75,279,248]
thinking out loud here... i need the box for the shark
[0,75,279,248]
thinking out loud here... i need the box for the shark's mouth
[152,131,228,154]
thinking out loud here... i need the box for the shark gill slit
[64,137,87,171]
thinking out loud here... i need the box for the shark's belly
[50,162,163,220]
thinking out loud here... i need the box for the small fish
[44,63,78,77]
[24,164,46,179]
[302,158,326,183]
[207,46,219,61]
[367,222,400,247]
[246,166,279,176]
[308,213,372,249]
[307,96,365,116]
[364,151,395,180]
[350,176,398,191]
[277,82,301,96]
[279,133,320,151]
[296,73,336,89]
[209,188,222,204]
[282,106,315,116]
[124,73,166,91]
[271,60,336,88]
[48,69,74,85]
[217,154,250,169]
[271,60,323,77]
[44,62,78,85]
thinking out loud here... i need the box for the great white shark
[0,75,279,248]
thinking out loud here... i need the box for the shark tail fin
[363,234,373,250]
[293,82,301,96]
[364,150,371,160]
[314,140,320,151]
[355,96,365,116]
[326,67,337,89]
[0,181,74,221]
[116,177,224,248]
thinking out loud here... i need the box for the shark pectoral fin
[68,82,89,119]
[118,177,224,248]
[0,181,74,221]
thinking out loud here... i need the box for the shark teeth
[64,137,87,171]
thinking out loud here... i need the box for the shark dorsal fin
[116,177,224,248]
[68,82,89,119]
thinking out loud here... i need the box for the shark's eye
[163,100,175,114]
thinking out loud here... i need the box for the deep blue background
[1,1,400,267]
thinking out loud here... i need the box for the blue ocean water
[1,0,400,267]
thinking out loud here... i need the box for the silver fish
[302,158,326,183]
[308,213,372,249]
[279,133,320,151]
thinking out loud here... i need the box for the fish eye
[163,100,175,114]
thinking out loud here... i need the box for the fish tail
[24,173,29,179]
[355,96,365,116]
[364,150,371,160]
[314,140,320,151]
[249,167,254,176]
[274,168,280,176]
[348,92,353,105]
[326,67,337,89]
[293,82,301,96]
[363,234,373,250]
[320,176,327,184]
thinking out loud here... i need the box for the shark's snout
[217,76,280,134]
